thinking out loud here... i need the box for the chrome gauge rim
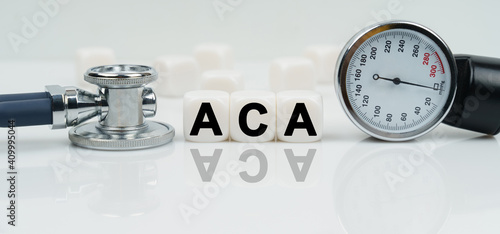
[335,21,457,141]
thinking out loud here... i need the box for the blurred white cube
[303,45,342,84]
[75,47,115,91]
[269,57,315,92]
[201,70,244,93]
[194,43,234,72]
[153,55,200,97]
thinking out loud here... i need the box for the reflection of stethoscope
[336,21,500,141]
[1,144,174,217]
[0,64,174,150]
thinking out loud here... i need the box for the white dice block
[75,47,115,90]
[276,90,323,142]
[201,70,244,93]
[194,43,234,72]
[230,91,276,143]
[303,45,342,83]
[269,57,315,92]
[184,90,230,142]
[153,55,200,97]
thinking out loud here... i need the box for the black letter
[239,103,268,137]
[190,103,223,136]
[284,103,317,136]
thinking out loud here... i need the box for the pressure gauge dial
[336,21,457,141]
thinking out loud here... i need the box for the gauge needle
[373,74,437,90]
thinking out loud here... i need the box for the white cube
[269,57,315,92]
[184,90,230,142]
[153,55,200,97]
[230,90,276,143]
[276,90,323,142]
[303,45,342,83]
[75,47,115,90]
[201,70,244,93]
[194,43,234,72]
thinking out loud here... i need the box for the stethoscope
[0,64,174,150]
[2,21,500,150]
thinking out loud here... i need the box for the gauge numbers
[336,21,457,141]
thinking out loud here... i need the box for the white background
[1,0,500,61]
[1,0,500,234]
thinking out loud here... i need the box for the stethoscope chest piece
[68,65,174,150]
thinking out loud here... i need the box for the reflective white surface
[1,61,500,233]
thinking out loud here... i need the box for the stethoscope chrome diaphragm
[68,64,175,150]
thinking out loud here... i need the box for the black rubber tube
[443,55,500,135]
[0,92,53,127]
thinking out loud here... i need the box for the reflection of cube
[183,142,231,186]
[277,90,323,142]
[201,70,244,93]
[269,57,315,92]
[194,44,234,72]
[303,45,342,83]
[230,91,276,143]
[184,90,229,142]
[230,143,276,187]
[276,144,321,188]
[75,47,115,90]
[153,55,200,97]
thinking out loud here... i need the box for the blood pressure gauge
[336,21,500,141]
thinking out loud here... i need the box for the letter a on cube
[277,90,323,142]
[184,90,230,142]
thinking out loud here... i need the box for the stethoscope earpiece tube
[443,55,500,135]
[0,92,52,127]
